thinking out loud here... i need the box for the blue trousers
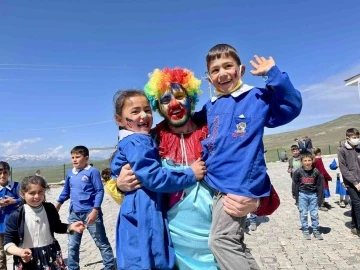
[67,210,115,270]
[298,192,319,231]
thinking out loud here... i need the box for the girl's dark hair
[113,89,147,116]
[0,161,10,171]
[206,44,241,69]
[20,175,50,194]
[313,147,321,155]
[101,168,112,183]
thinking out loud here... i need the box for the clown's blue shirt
[111,131,196,270]
[200,65,302,197]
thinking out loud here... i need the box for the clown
[108,68,279,269]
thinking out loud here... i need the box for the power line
[0,64,146,71]
[0,120,114,132]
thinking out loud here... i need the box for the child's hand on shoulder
[250,55,275,76]
[69,221,86,233]
[190,158,206,180]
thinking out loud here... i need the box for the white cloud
[45,145,67,157]
[0,137,42,155]
[265,64,360,135]
[298,63,360,118]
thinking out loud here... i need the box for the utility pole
[202,72,213,99]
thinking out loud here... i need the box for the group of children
[1,43,303,270]
[288,128,360,240]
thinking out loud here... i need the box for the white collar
[211,83,254,103]
[0,181,15,191]
[72,165,92,174]
[118,129,135,142]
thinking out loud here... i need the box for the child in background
[288,145,301,177]
[289,145,302,205]
[330,159,351,208]
[337,128,360,236]
[313,148,332,211]
[101,168,123,205]
[292,152,324,240]
[111,89,205,269]
[55,146,116,270]
[0,161,22,270]
[4,175,85,270]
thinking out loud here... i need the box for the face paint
[125,117,133,128]
[234,70,238,78]
[141,111,147,118]
[159,83,192,127]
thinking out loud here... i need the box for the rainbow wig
[144,67,202,112]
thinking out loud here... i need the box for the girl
[313,148,332,211]
[4,175,85,270]
[330,159,351,208]
[111,89,205,270]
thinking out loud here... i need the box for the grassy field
[10,114,360,183]
[11,159,112,183]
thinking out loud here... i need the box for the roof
[344,73,360,86]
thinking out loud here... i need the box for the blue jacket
[111,131,196,270]
[57,165,104,212]
[0,181,22,233]
[200,65,302,197]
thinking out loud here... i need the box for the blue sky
[1,0,360,158]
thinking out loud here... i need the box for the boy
[338,128,360,236]
[288,145,301,178]
[55,146,115,270]
[292,152,324,240]
[199,44,302,269]
[0,161,22,270]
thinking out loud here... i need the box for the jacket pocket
[230,117,250,138]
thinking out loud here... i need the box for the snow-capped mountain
[0,155,104,167]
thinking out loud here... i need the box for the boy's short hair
[206,44,241,69]
[291,145,299,151]
[346,128,360,137]
[300,152,313,161]
[313,147,321,155]
[71,145,89,157]
[0,161,10,171]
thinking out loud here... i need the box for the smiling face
[158,83,192,127]
[208,55,244,94]
[302,156,313,170]
[116,95,153,134]
[21,184,46,208]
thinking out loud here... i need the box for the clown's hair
[144,68,202,112]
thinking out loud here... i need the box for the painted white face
[158,84,192,127]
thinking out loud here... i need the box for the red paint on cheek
[234,70,238,78]
[126,122,132,128]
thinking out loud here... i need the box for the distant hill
[264,114,360,149]
[263,114,360,161]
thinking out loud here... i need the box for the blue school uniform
[57,165,104,212]
[111,130,197,270]
[0,181,22,233]
[200,66,302,197]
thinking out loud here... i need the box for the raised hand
[190,158,206,180]
[250,55,275,76]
